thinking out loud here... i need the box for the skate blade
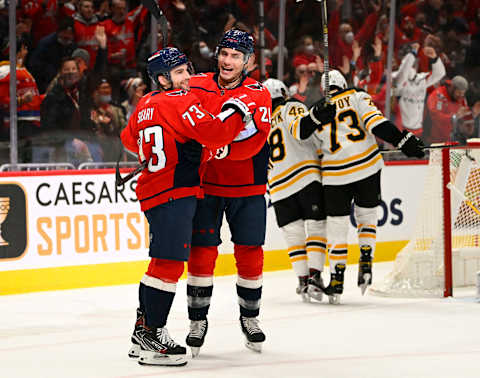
[307,286,323,302]
[138,351,187,366]
[328,294,341,305]
[245,340,263,353]
[300,292,311,302]
[359,273,372,295]
[128,343,140,358]
[190,346,201,358]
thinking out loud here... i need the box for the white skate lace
[189,320,207,339]
[242,317,262,335]
[156,327,179,348]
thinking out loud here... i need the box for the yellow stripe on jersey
[289,117,301,140]
[322,154,382,177]
[269,160,320,182]
[361,110,378,121]
[365,115,386,131]
[322,144,378,166]
[269,168,321,195]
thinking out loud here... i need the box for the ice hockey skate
[137,326,187,366]
[128,308,144,358]
[307,269,325,302]
[324,263,346,304]
[358,245,373,295]
[240,316,265,352]
[186,319,208,358]
[296,275,310,302]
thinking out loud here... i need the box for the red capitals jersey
[121,89,246,211]
[190,73,271,197]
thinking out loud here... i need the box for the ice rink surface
[1,261,480,378]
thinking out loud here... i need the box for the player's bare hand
[423,46,437,59]
[95,26,107,48]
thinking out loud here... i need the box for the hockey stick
[141,0,168,46]
[319,0,330,103]
[447,182,480,217]
[379,144,459,154]
[115,159,147,187]
[296,0,330,102]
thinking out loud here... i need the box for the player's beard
[174,79,190,91]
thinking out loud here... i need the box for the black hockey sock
[187,284,213,320]
[144,285,175,328]
[237,284,262,318]
[139,282,146,313]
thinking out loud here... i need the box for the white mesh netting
[371,147,480,297]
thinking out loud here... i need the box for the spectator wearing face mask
[291,35,317,68]
[189,40,216,74]
[425,75,469,144]
[40,57,94,164]
[394,42,446,138]
[27,17,76,94]
[329,0,380,71]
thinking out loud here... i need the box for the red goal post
[371,140,480,298]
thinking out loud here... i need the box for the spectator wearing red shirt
[22,0,59,46]
[0,38,43,162]
[73,0,100,70]
[426,76,469,143]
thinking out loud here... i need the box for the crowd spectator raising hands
[1,0,480,165]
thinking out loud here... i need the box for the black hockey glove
[310,98,336,126]
[396,130,425,158]
[182,140,203,165]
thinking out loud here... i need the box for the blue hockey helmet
[215,29,254,62]
[147,47,190,85]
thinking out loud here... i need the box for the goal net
[371,142,480,297]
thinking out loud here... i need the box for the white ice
[1,262,480,378]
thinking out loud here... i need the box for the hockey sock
[143,283,175,328]
[237,276,262,318]
[327,215,349,272]
[354,205,377,258]
[305,219,327,272]
[139,282,146,313]
[281,220,308,277]
[187,275,213,320]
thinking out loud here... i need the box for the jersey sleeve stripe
[365,115,386,131]
[269,168,321,195]
[322,154,382,177]
[361,110,378,121]
[289,117,301,140]
[322,144,378,166]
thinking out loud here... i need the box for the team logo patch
[245,83,264,91]
[166,90,188,97]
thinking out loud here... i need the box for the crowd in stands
[1,0,480,166]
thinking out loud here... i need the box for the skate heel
[358,246,373,295]
[128,343,140,358]
[324,263,346,305]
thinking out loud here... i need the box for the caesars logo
[0,183,27,260]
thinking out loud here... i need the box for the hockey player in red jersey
[121,47,256,367]
[185,29,272,356]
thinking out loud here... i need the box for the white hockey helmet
[321,69,348,92]
[263,78,288,100]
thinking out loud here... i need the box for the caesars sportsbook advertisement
[0,163,426,293]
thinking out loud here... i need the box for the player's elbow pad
[371,120,404,145]
[298,115,318,140]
